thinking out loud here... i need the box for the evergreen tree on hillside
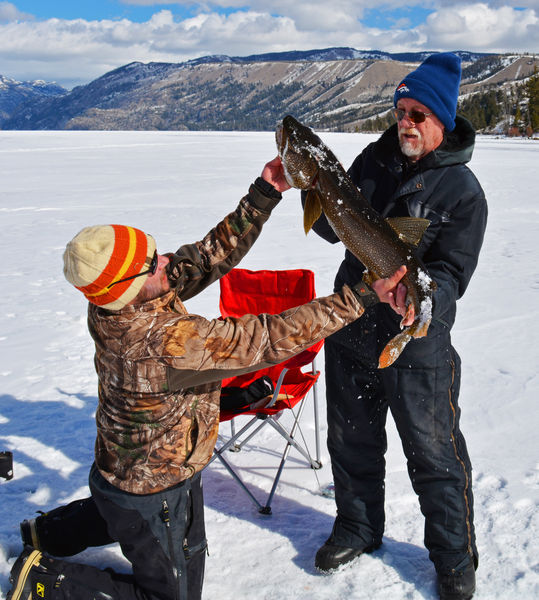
[513,105,522,128]
[526,66,539,132]
[361,111,393,132]
[458,90,504,131]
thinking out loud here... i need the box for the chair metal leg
[266,402,321,469]
[230,419,268,452]
[213,451,267,513]
[311,357,321,465]
[264,434,294,511]
[212,360,323,513]
[208,415,260,465]
[228,419,241,451]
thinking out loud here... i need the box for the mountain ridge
[1,48,537,132]
[0,75,67,124]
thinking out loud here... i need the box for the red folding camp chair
[208,268,324,514]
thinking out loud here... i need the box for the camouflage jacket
[89,181,364,494]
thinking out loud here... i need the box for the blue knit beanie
[394,52,462,132]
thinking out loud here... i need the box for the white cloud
[0,3,536,89]
[0,1,32,22]
[474,0,539,8]
[421,3,539,52]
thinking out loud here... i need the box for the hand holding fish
[371,266,416,327]
[261,156,291,193]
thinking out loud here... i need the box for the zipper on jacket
[161,499,180,600]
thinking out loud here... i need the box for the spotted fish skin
[276,114,437,368]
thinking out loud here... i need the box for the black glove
[253,177,281,200]
[349,280,379,308]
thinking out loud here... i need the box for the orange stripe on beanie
[63,224,157,310]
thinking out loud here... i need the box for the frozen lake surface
[0,130,538,599]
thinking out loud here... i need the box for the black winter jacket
[309,116,488,365]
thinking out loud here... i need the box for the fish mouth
[276,121,297,173]
[275,122,286,154]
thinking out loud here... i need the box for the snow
[1,130,538,599]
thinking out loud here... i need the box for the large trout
[276,114,436,368]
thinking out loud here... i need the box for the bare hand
[371,266,415,326]
[261,156,291,193]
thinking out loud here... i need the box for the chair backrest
[219,268,324,374]
[220,268,316,317]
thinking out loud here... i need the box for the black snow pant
[324,330,478,574]
[34,464,207,599]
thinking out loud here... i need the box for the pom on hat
[63,224,157,310]
[394,52,462,132]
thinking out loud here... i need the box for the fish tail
[378,315,431,368]
[378,330,413,368]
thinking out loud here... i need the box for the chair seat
[220,368,320,422]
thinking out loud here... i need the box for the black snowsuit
[309,116,487,573]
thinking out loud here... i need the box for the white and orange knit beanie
[63,224,156,310]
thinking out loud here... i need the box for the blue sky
[9,1,435,29]
[0,1,537,88]
[11,1,194,21]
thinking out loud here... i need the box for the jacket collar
[94,289,177,316]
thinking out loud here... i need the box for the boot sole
[20,519,40,550]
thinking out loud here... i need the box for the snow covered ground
[0,129,538,599]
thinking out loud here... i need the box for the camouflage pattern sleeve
[162,285,364,389]
[167,183,281,301]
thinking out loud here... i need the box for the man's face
[132,253,170,304]
[147,254,171,293]
[396,97,445,162]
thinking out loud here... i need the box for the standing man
[308,53,487,600]
[7,157,411,600]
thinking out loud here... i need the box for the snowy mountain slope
[0,75,66,125]
[2,49,535,132]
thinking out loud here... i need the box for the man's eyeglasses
[393,108,432,124]
[107,250,158,289]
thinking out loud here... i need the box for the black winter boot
[8,546,66,600]
[20,497,112,556]
[437,560,476,600]
[20,516,41,549]
[315,540,381,572]
[7,547,42,600]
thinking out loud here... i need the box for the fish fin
[385,217,431,247]
[379,312,433,367]
[378,330,413,368]
[400,303,415,330]
[411,317,431,339]
[362,269,379,287]
[303,190,323,234]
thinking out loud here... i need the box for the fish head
[276,115,320,189]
